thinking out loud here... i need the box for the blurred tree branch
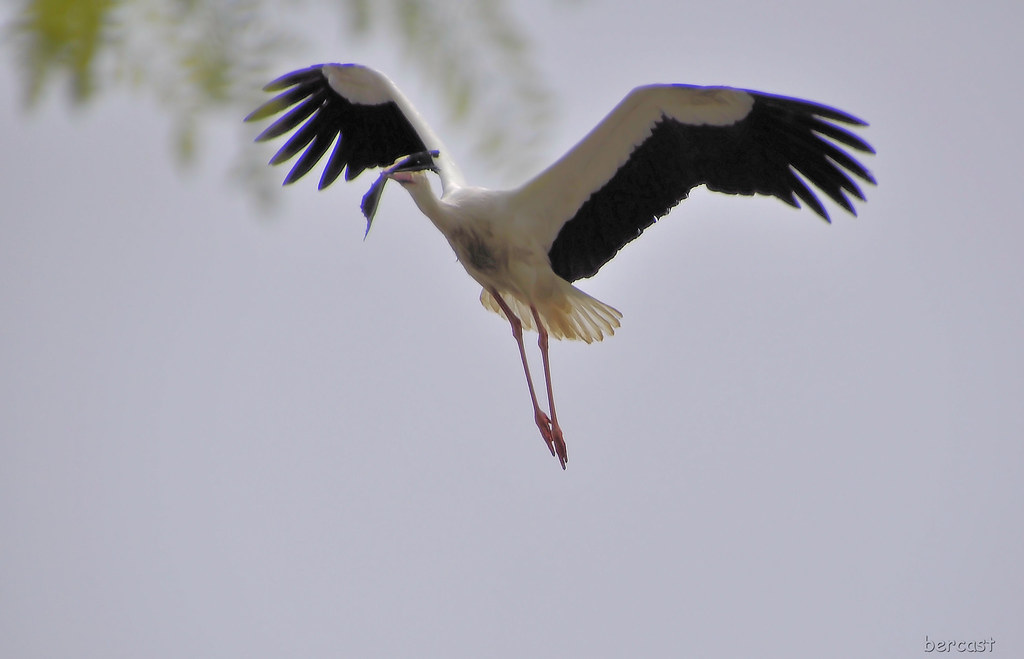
[7,0,555,205]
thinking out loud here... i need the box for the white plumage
[246,63,875,469]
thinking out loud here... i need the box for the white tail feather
[480,285,622,343]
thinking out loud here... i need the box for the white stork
[246,63,875,469]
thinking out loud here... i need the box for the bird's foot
[550,422,568,470]
[534,410,556,456]
[533,410,568,469]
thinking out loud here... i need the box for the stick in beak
[360,150,440,237]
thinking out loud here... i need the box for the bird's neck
[401,181,452,232]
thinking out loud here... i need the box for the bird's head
[360,150,440,236]
[386,150,440,180]
[387,168,432,188]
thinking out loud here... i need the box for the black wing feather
[254,91,326,142]
[548,91,876,282]
[246,64,430,189]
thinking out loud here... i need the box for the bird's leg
[531,306,567,469]
[488,289,558,460]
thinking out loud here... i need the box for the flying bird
[246,63,875,469]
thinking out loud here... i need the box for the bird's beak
[385,151,440,180]
[387,170,418,185]
[360,150,440,237]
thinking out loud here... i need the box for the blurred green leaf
[14,0,118,105]
[7,0,557,203]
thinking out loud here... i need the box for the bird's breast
[450,226,502,273]
[444,222,540,296]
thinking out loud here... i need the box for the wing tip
[261,64,330,92]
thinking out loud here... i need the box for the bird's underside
[246,62,876,469]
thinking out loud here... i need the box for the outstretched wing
[512,85,875,282]
[245,63,464,192]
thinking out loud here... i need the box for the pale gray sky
[2,1,1022,657]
